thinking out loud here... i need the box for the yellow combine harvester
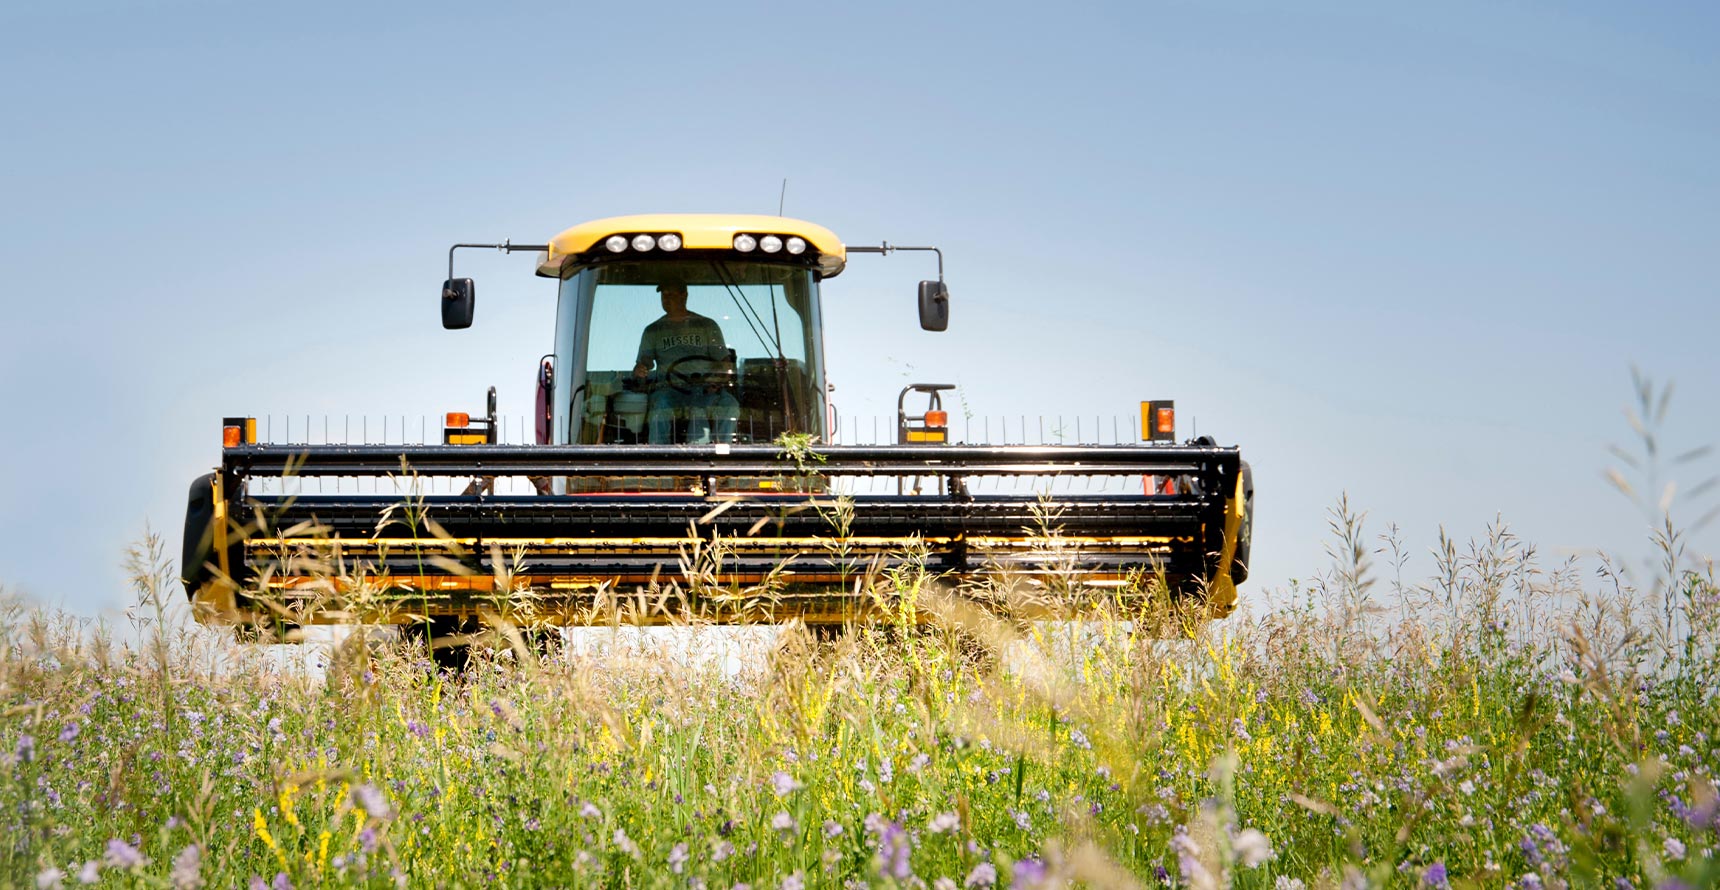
[181,214,1253,638]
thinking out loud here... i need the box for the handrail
[222,443,1242,480]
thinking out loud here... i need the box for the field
[4,402,1718,888]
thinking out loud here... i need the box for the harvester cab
[182,214,1253,639]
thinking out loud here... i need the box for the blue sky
[2,1,1716,616]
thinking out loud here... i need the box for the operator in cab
[632,278,739,444]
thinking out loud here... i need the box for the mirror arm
[846,242,945,283]
[447,240,552,281]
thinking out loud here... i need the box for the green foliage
[1,528,1715,889]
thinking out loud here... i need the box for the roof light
[759,235,782,253]
[924,410,948,428]
[658,233,682,251]
[733,234,757,252]
[222,416,256,446]
[785,236,806,255]
[1156,407,1175,434]
[605,235,628,253]
[631,233,657,251]
[446,412,471,428]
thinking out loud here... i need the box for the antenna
[778,178,788,216]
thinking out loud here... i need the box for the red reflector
[446,412,470,428]
[924,410,948,428]
[222,426,242,448]
[1156,407,1175,434]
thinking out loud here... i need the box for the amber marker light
[223,426,242,448]
[1156,407,1175,435]
[924,410,948,428]
[446,412,471,428]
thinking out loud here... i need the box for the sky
[1,0,1716,619]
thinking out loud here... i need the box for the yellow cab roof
[537,213,846,278]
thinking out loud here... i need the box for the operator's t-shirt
[636,313,728,374]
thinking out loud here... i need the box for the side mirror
[442,278,475,329]
[534,356,554,445]
[917,280,949,332]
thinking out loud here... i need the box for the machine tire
[181,473,218,600]
[1232,460,1254,584]
[403,617,482,673]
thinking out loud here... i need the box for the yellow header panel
[539,213,846,278]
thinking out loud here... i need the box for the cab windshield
[552,260,827,445]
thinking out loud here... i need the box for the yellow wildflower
[280,783,300,829]
[254,808,287,869]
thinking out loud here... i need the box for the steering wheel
[663,355,736,395]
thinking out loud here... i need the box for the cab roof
[537,213,846,278]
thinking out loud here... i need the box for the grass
[2,380,1717,889]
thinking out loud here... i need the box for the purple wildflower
[771,771,802,796]
[779,874,805,890]
[351,783,392,818]
[929,812,960,834]
[103,840,146,869]
[358,828,378,853]
[1663,837,1686,861]
[75,862,98,884]
[771,811,797,833]
[406,720,429,739]
[59,723,80,743]
[248,878,268,890]
[271,874,293,890]
[965,861,998,887]
[668,842,689,874]
[35,867,64,890]
[1687,794,1719,831]
[712,840,735,862]
[1012,858,1049,889]
[1232,828,1273,868]
[1170,826,1211,889]
[1423,862,1449,888]
[169,844,203,890]
[824,820,844,839]
[1520,834,1543,868]
[16,733,35,763]
[878,821,912,880]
